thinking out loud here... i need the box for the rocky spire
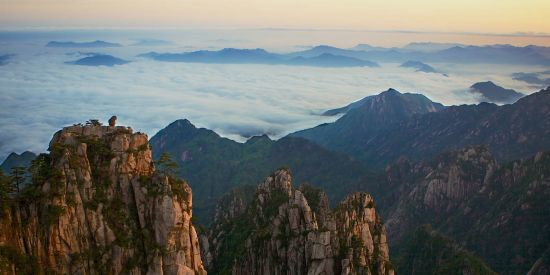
[202,168,394,275]
[0,123,206,274]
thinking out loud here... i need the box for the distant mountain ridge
[142,44,550,66]
[400,60,438,73]
[66,54,130,66]
[140,48,379,67]
[287,44,550,65]
[46,40,122,48]
[469,81,524,103]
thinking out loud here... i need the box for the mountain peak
[383,88,401,95]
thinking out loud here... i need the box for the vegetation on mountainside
[395,225,496,275]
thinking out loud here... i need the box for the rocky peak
[257,168,293,200]
[203,168,394,275]
[0,121,206,274]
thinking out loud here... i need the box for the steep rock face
[382,146,550,274]
[384,146,497,241]
[0,124,206,274]
[203,169,393,275]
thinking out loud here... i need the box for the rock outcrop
[382,146,550,274]
[202,168,393,275]
[0,123,206,274]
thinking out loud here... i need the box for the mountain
[140,48,281,64]
[140,48,379,68]
[130,39,173,46]
[66,54,130,66]
[292,87,550,167]
[0,54,14,66]
[350,44,392,52]
[288,53,379,67]
[394,225,496,274]
[0,151,36,174]
[288,45,363,58]
[425,45,550,65]
[470,81,524,103]
[46,40,122,48]
[150,119,379,224]
[401,42,465,52]
[380,146,550,274]
[139,44,550,66]
[0,123,206,274]
[400,60,438,73]
[291,88,446,165]
[512,71,550,88]
[289,44,550,65]
[201,168,394,274]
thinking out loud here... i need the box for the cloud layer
[0,43,545,162]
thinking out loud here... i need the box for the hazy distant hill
[288,53,378,67]
[66,54,129,66]
[512,71,550,87]
[0,151,36,174]
[290,44,550,65]
[140,47,378,67]
[401,42,465,52]
[0,54,14,66]
[469,81,524,103]
[400,60,438,73]
[46,40,122,48]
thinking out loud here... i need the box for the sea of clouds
[0,32,546,162]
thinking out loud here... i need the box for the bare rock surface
[0,123,206,274]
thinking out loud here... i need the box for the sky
[1,0,549,35]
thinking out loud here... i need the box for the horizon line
[1,26,549,39]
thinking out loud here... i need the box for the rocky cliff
[0,123,206,274]
[202,168,393,275]
[382,146,550,274]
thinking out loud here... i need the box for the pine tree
[10,166,26,193]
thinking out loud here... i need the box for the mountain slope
[150,119,379,224]
[395,225,496,275]
[0,151,36,174]
[381,146,550,274]
[293,87,550,167]
[291,88,446,165]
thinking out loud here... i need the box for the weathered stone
[0,124,206,275]
[203,169,393,275]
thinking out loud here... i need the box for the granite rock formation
[202,168,393,275]
[0,123,206,274]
